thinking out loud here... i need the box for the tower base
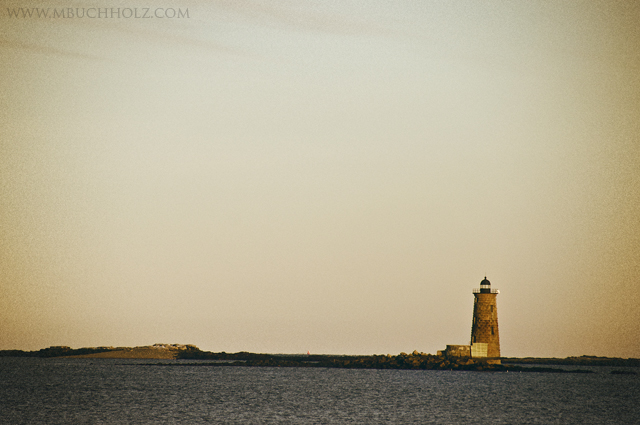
[471,343,488,358]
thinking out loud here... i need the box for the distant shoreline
[2,345,638,373]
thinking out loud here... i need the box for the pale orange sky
[1,1,639,357]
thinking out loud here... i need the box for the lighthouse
[470,277,500,358]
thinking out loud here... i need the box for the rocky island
[3,345,638,373]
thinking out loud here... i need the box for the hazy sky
[1,1,639,357]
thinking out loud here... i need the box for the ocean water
[1,358,639,424]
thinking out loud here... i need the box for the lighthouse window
[491,327,494,335]
[490,305,493,312]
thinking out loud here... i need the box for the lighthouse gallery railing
[472,288,500,294]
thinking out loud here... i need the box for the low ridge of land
[0,344,197,360]
[69,344,198,359]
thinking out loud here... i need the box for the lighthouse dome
[480,277,491,286]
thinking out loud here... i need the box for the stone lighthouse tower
[470,277,500,358]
